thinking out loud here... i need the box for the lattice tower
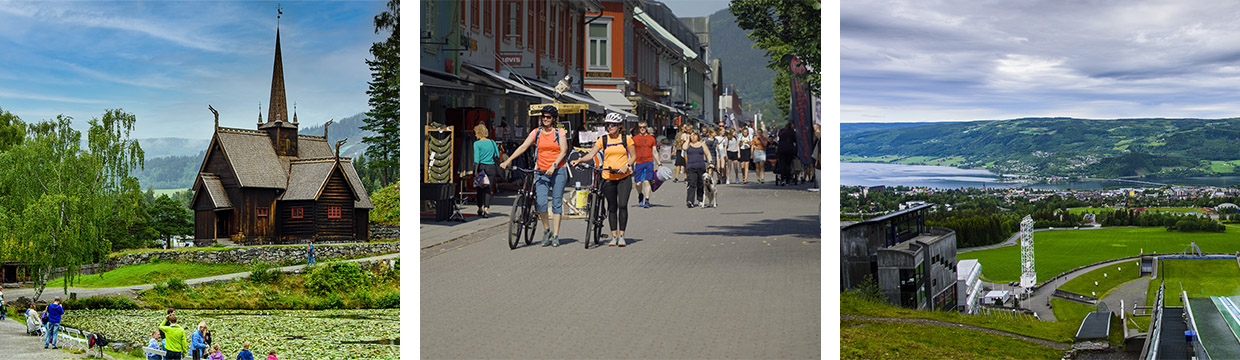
[1020,215,1036,290]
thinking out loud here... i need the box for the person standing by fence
[306,240,315,266]
[44,297,63,349]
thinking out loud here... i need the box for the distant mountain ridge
[840,122,953,136]
[707,9,782,124]
[134,112,369,189]
[841,117,1240,178]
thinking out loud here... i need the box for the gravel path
[3,253,400,302]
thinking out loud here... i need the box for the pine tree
[362,0,399,187]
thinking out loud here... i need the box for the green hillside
[841,117,1240,178]
[708,9,782,124]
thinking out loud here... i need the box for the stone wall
[369,224,399,240]
[106,242,399,270]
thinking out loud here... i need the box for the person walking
[159,315,188,360]
[472,123,503,217]
[501,105,570,247]
[191,321,209,360]
[751,128,770,183]
[776,122,797,186]
[703,128,720,184]
[713,128,727,183]
[725,128,741,184]
[572,113,636,246]
[43,297,63,349]
[672,124,690,182]
[306,240,315,266]
[631,121,660,208]
[684,131,713,208]
[738,126,753,183]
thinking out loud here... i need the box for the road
[421,180,821,359]
[2,253,400,302]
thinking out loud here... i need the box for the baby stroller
[26,309,45,337]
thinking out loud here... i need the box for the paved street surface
[0,318,103,360]
[421,179,821,359]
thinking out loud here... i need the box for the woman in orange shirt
[572,113,637,247]
[751,128,770,184]
[501,105,570,247]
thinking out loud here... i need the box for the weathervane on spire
[277,3,283,28]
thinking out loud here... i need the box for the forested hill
[840,122,950,136]
[707,9,781,123]
[841,117,1240,178]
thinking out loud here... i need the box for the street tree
[362,0,399,187]
[730,0,821,116]
[0,110,143,300]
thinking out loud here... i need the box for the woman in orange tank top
[501,105,569,246]
[572,113,636,247]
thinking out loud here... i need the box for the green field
[842,293,1076,344]
[1145,258,1240,307]
[1050,298,1097,323]
[151,188,188,196]
[1058,262,1140,298]
[46,262,248,288]
[959,227,1240,283]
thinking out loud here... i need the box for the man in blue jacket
[44,297,64,349]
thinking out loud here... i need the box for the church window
[328,206,342,219]
[257,207,269,217]
[292,207,304,219]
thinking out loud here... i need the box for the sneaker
[644,201,652,208]
[808,188,820,192]
[687,202,696,208]
[609,237,617,246]
[551,235,560,247]
[541,230,552,246]
[618,236,627,247]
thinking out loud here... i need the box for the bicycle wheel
[507,192,525,249]
[522,194,538,245]
[584,192,598,249]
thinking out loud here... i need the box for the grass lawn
[841,319,1065,359]
[959,227,1240,283]
[108,240,398,258]
[1051,298,1097,323]
[1058,262,1140,298]
[842,292,1076,344]
[1144,258,1240,307]
[45,262,248,288]
[1210,161,1236,173]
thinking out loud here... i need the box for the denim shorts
[534,166,568,214]
[633,161,656,182]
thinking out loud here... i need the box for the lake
[841,162,1240,190]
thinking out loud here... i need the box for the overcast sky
[841,0,1240,123]
[0,1,385,139]
[661,0,731,18]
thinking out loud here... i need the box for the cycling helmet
[604,112,625,124]
[540,105,559,118]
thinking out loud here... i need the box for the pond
[61,309,399,360]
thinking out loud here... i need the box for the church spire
[266,27,288,124]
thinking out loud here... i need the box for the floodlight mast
[1020,215,1036,293]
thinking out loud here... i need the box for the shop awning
[586,89,634,112]
[421,70,471,96]
[460,63,553,101]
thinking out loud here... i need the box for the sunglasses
[607,123,621,127]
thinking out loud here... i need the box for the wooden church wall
[315,166,356,240]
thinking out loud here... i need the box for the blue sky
[841,0,1240,123]
[0,0,387,139]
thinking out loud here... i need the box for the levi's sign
[500,54,522,66]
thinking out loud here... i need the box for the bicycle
[576,163,625,249]
[507,167,540,249]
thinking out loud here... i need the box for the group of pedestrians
[19,297,65,350]
[474,104,819,248]
[149,308,275,360]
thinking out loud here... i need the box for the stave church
[191,24,373,244]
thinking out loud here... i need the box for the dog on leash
[701,167,718,208]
